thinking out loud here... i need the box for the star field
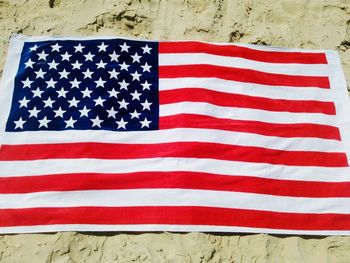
[6,38,159,132]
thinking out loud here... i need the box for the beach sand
[0,0,350,262]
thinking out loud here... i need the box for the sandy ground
[0,0,350,262]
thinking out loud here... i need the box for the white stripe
[1,189,350,214]
[159,53,329,76]
[159,77,332,101]
[0,128,342,152]
[0,223,348,235]
[233,42,330,53]
[0,158,349,182]
[9,34,159,44]
[0,34,23,136]
[12,34,331,54]
[160,102,336,125]
[326,51,350,164]
[193,40,331,53]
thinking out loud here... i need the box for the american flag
[0,34,350,234]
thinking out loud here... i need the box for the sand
[0,0,350,262]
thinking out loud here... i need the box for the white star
[70,78,81,89]
[96,60,107,69]
[119,62,130,71]
[81,88,92,98]
[38,116,51,128]
[32,87,44,98]
[142,45,152,54]
[22,77,33,88]
[141,62,152,72]
[140,117,152,128]
[51,43,62,52]
[74,43,85,53]
[118,98,129,109]
[59,69,70,79]
[61,52,72,61]
[65,117,77,128]
[18,97,30,108]
[131,52,141,63]
[108,69,119,79]
[57,87,68,98]
[48,60,59,69]
[34,69,46,79]
[84,52,95,61]
[68,97,79,107]
[95,77,106,87]
[28,107,40,118]
[54,107,65,118]
[91,116,103,128]
[141,99,152,110]
[109,51,120,62]
[43,97,55,108]
[94,97,105,106]
[141,80,151,90]
[131,71,141,81]
[106,107,118,118]
[130,109,141,119]
[108,88,119,98]
[46,78,57,88]
[72,60,82,69]
[29,45,38,52]
[79,106,90,117]
[118,79,129,90]
[119,42,130,52]
[116,118,128,129]
[97,42,108,52]
[37,50,48,60]
[83,69,93,79]
[24,59,35,68]
[130,90,142,100]
[14,117,26,129]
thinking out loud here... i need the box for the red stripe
[160,88,335,115]
[159,65,330,88]
[2,172,350,197]
[160,114,341,140]
[0,142,347,167]
[1,206,349,230]
[159,41,328,64]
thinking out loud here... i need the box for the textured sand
[0,0,350,262]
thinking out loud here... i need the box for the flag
[0,34,350,235]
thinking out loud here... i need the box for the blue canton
[6,38,159,132]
